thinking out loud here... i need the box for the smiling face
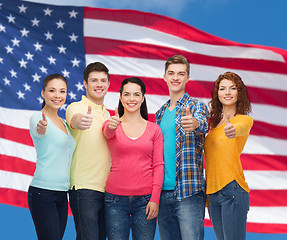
[120,82,144,114]
[164,63,189,95]
[218,79,238,108]
[84,71,109,105]
[41,78,67,110]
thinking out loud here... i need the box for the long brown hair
[209,72,251,128]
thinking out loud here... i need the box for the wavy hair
[209,71,251,128]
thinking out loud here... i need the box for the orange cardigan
[204,115,253,195]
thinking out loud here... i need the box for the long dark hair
[41,74,67,109]
[118,77,148,120]
[209,71,251,128]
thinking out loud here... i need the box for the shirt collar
[81,95,107,111]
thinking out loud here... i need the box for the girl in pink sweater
[102,77,164,240]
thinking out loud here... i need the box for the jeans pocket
[219,182,236,198]
[105,193,118,204]
[142,194,152,204]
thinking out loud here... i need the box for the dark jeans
[105,192,156,240]
[209,180,250,240]
[68,188,106,240]
[28,186,68,240]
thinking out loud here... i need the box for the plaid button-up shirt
[155,93,209,200]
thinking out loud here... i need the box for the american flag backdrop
[0,0,287,235]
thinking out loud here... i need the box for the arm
[146,125,164,220]
[66,105,93,130]
[102,120,116,139]
[225,115,253,139]
[193,101,209,134]
[29,112,47,138]
[102,108,121,139]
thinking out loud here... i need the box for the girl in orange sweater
[204,72,253,240]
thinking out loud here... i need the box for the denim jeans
[105,192,156,240]
[209,180,250,240]
[68,188,106,240]
[158,190,206,240]
[27,186,68,240]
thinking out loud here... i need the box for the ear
[163,74,167,82]
[83,79,88,90]
[41,90,44,98]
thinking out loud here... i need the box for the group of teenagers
[28,54,253,240]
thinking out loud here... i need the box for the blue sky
[24,0,287,51]
[2,0,287,239]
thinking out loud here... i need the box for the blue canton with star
[0,0,86,118]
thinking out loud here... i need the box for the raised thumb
[226,113,231,124]
[87,105,92,115]
[186,106,191,116]
[115,107,119,118]
[42,111,47,122]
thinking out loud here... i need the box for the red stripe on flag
[0,188,28,208]
[205,219,287,234]
[250,190,287,207]
[241,154,287,171]
[85,37,287,74]
[0,123,34,147]
[0,155,35,176]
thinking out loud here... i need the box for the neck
[169,91,185,109]
[121,111,145,123]
[41,106,59,118]
[86,95,104,106]
[222,105,236,117]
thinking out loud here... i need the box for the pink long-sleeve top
[102,120,164,204]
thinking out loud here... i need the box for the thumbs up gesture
[224,113,236,139]
[37,111,47,134]
[78,105,93,130]
[181,106,199,131]
[108,108,121,130]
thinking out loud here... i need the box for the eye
[61,90,66,93]
[49,89,54,92]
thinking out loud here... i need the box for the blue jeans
[28,186,68,240]
[209,180,250,240]
[105,192,156,240]
[68,188,106,240]
[158,190,206,240]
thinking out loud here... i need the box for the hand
[145,201,159,221]
[224,113,236,139]
[181,106,199,131]
[37,112,47,134]
[108,108,121,130]
[78,106,93,130]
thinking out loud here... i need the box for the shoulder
[188,98,207,109]
[30,111,42,123]
[147,121,162,134]
[66,100,86,114]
